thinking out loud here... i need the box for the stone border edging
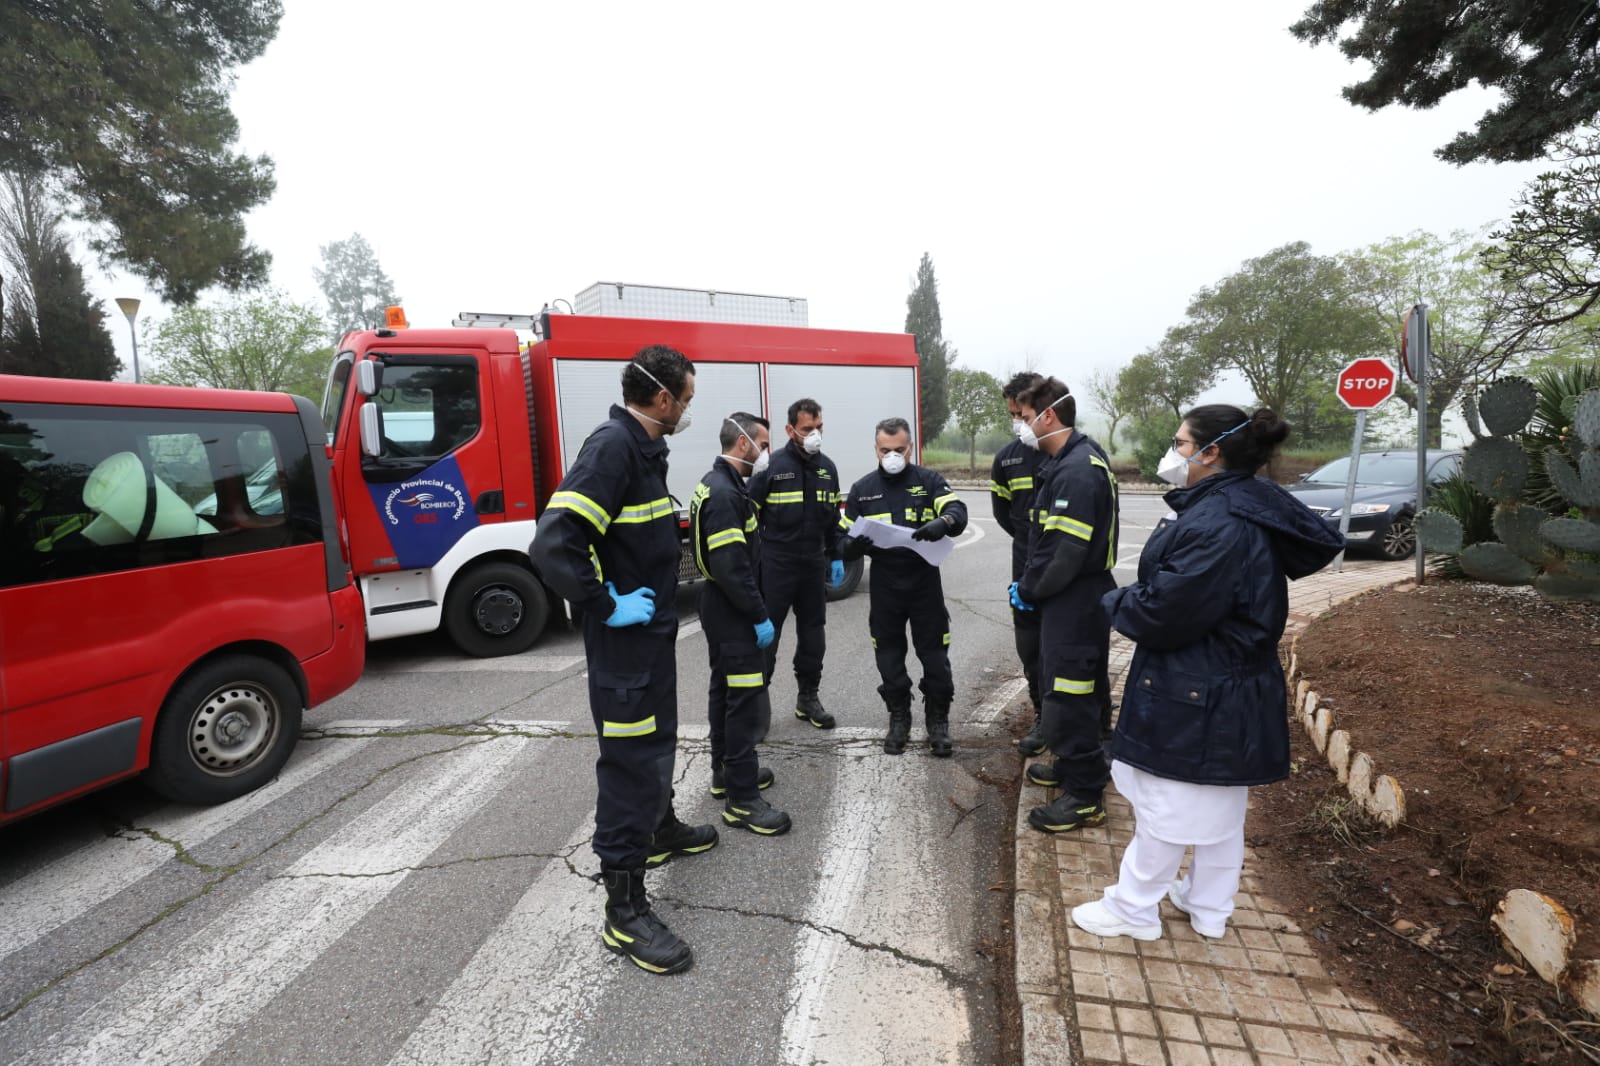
[1287,623,1600,1020]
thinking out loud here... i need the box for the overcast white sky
[89,0,1545,414]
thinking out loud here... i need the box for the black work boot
[645,813,719,868]
[925,699,954,758]
[883,694,913,755]
[1017,703,1047,756]
[722,795,793,836]
[1025,761,1063,788]
[1027,793,1107,834]
[600,868,693,974]
[709,764,776,798]
[794,686,836,729]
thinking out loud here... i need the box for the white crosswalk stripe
[0,734,376,960]
[14,735,531,1066]
[390,724,706,1065]
[780,728,973,1064]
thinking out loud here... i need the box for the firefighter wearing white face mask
[840,416,968,756]
[989,372,1048,755]
[747,397,845,730]
[1007,377,1121,836]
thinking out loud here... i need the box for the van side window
[0,403,320,590]
[365,361,479,467]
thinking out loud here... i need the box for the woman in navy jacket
[1070,404,1343,942]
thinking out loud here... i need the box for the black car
[1284,449,1462,560]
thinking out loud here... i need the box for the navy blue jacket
[989,438,1044,580]
[530,405,680,634]
[747,439,843,561]
[1102,470,1343,786]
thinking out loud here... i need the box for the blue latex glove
[1008,581,1035,612]
[754,618,776,649]
[829,559,846,588]
[603,581,656,627]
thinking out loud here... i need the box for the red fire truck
[319,308,922,656]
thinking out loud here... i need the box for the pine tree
[905,253,952,442]
[0,3,280,302]
[0,172,120,380]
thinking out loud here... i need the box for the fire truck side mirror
[356,360,382,397]
[359,403,382,458]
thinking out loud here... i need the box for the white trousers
[1098,816,1246,932]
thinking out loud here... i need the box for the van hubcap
[189,685,276,775]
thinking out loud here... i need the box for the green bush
[1130,419,1172,482]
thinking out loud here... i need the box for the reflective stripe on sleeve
[1008,476,1035,492]
[990,480,1012,500]
[548,490,612,533]
[614,497,675,524]
[744,515,759,531]
[705,527,746,550]
[1042,515,1094,541]
[933,492,958,513]
[602,716,657,737]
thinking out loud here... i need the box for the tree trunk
[968,433,976,476]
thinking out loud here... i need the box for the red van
[0,376,366,824]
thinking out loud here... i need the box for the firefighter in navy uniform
[689,413,791,835]
[990,372,1048,755]
[1008,377,1121,834]
[747,397,845,729]
[840,417,969,756]
[529,345,717,976]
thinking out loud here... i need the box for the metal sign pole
[1412,303,1430,585]
[1333,409,1367,573]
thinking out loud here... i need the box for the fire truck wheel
[145,655,302,806]
[445,561,549,657]
[824,556,864,602]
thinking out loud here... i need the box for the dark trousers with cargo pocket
[702,589,769,801]
[869,559,954,703]
[583,621,679,870]
[1038,571,1115,800]
[760,550,827,689]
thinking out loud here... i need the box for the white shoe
[1167,879,1226,938]
[1070,900,1162,941]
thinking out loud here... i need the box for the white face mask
[629,363,692,435]
[1017,396,1070,451]
[801,429,823,455]
[879,451,907,476]
[1156,447,1191,487]
[724,418,769,478]
[1011,419,1027,439]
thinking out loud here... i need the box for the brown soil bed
[1249,580,1600,1065]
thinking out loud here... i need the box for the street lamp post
[115,297,141,383]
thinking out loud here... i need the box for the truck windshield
[322,354,353,446]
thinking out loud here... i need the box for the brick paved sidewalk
[1015,558,1427,1066]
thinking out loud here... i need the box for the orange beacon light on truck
[384,306,409,329]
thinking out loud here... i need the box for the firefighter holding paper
[840,416,968,756]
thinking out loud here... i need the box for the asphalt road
[0,489,1174,1066]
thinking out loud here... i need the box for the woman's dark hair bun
[1249,407,1291,449]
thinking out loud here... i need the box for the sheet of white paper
[848,516,955,567]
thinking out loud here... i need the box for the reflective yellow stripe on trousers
[602,716,657,737]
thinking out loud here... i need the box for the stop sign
[1336,357,1397,410]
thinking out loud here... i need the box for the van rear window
[0,403,323,589]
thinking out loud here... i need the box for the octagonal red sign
[1336,357,1397,410]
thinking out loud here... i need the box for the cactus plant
[1492,502,1550,563]
[1462,436,1529,499]
[1414,509,1464,554]
[1431,374,1600,602]
[1478,376,1538,437]
[1457,542,1540,584]
[1462,391,1485,441]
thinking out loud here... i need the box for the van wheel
[824,556,865,601]
[445,561,549,657]
[145,655,302,806]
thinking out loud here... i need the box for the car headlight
[1328,503,1391,517]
